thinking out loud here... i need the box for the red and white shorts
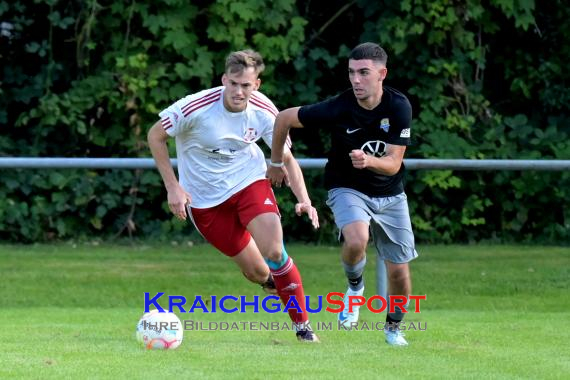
[188,179,280,257]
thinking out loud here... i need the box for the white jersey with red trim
[159,86,290,208]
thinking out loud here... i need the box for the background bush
[1,0,568,244]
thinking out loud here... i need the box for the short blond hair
[225,50,265,75]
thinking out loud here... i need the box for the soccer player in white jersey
[147,50,319,342]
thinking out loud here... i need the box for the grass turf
[1,243,569,379]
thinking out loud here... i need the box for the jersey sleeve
[158,87,222,137]
[158,101,186,137]
[251,91,292,153]
[298,95,341,128]
[385,96,412,146]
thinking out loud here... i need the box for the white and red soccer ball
[135,309,183,350]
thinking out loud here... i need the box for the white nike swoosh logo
[346,128,362,134]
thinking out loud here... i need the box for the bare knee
[263,245,283,264]
[344,237,367,254]
[389,269,409,284]
[242,265,270,284]
[341,223,369,262]
[342,235,368,264]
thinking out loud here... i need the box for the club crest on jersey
[379,118,390,132]
[243,127,258,142]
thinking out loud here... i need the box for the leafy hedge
[1,0,568,244]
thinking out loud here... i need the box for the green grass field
[1,243,569,379]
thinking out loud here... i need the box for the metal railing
[1,157,569,170]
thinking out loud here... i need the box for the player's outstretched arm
[282,150,319,229]
[147,121,192,220]
[267,107,303,187]
[266,107,318,228]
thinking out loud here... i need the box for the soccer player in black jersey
[267,42,418,346]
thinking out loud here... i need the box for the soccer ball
[135,309,183,350]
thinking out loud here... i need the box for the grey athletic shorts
[326,187,418,264]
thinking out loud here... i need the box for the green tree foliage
[1,0,568,243]
[358,0,570,243]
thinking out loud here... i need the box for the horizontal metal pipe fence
[1,158,569,170]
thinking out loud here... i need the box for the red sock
[270,258,308,324]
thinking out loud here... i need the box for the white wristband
[269,161,285,168]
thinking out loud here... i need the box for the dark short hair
[349,42,387,65]
[225,50,265,75]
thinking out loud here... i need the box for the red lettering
[366,295,387,313]
[408,295,426,312]
[348,295,365,312]
[325,292,344,313]
[324,294,425,314]
[388,295,408,313]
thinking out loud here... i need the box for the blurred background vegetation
[1,0,568,244]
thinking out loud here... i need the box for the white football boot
[338,287,364,329]
[384,327,408,346]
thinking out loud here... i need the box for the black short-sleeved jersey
[298,86,412,197]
